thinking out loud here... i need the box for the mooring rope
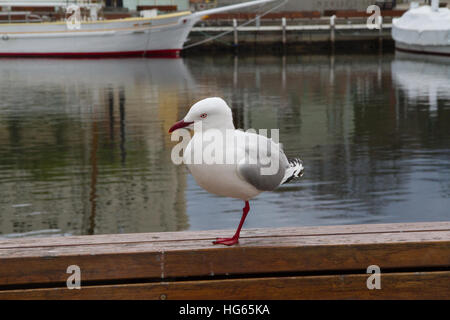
[183,0,289,50]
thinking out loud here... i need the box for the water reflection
[182,54,450,230]
[0,53,449,238]
[0,58,193,237]
[392,51,450,112]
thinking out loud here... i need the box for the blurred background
[0,52,448,238]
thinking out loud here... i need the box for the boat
[392,0,450,56]
[0,0,274,57]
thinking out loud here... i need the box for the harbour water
[0,52,449,238]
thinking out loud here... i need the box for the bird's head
[169,97,234,133]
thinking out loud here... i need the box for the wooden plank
[2,240,447,287]
[1,226,448,256]
[11,6,55,12]
[324,9,406,17]
[333,10,405,18]
[0,223,448,287]
[1,222,447,249]
[0,271,448,300]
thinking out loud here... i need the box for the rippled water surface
[0,52,449,238]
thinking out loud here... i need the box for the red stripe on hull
[0,49,181,58]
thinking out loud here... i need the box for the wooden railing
[0,222,448,299]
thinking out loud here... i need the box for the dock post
[233,18,238,54]
[255,16,260,48]
[233,18,238,47]
[330,15,336,54]
[378,15,383,53]
[282,17,286,53]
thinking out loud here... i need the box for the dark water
[0,52,449,238]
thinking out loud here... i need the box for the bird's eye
[200,113,207,118]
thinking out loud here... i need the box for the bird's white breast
[184,131,261,200]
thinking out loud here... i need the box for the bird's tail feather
[282,158,304,184]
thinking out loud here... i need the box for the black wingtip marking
[283,158,304,184]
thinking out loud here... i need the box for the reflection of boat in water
[0,58,195,237]
[0,0,273,57]
[391,51,450,111]
[0,57,195,89]
[392,1,450,56]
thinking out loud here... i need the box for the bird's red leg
[213,201,250,246]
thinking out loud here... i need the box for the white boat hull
[0,12,196,57]
[0,0,275,57]
[394,41,450,56]
[392,5,450,57]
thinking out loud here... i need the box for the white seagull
[169,97,304,246]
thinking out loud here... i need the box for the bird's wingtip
[282,158,304,184]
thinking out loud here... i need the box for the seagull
[169,97,304,246]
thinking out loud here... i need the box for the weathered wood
[324,10,406,18]
[11,6,55,12]
[0,272,448,300]
[1,221,448,248]
[0,222,448,299]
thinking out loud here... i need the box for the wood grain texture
[2,221,448,249]
[0,222,448,299]
[0,239,448,286]
[0,271,448,300]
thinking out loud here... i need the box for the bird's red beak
[168,120,194,133]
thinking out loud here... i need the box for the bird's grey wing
[236,136,288,191]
